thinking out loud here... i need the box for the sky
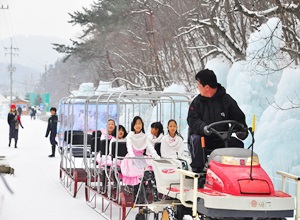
[0,0,95,41]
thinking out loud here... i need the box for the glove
[20,125,24,129]
[45,135,48,138]
[236,127,248,140]
[203,126,212,136]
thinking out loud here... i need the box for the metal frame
[57,90,193,219]
[277,171,300,220]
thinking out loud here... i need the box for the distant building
[13,98,29,115]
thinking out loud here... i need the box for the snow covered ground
[0,116,109,219]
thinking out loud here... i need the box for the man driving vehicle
[187,69,248,173]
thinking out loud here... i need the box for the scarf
[161,134,183,158]
[100,128,114,140]
[127,131,149,150]
[148,133,163,145]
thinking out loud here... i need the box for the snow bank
[255,66,300,192]
[95,81,126,95]
[71,82,95,96]
[206,57,231,88]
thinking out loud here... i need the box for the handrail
[277,170,300,219]
[176,169,200,219]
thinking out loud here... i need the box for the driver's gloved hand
[203,126,212,136]
[236,127,248,140]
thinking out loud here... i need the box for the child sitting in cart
[96,124,127,167]
[148,122,164,145]
[161,119,184,158]
[120,116,160,203]
[146,121,164,155]
[100,119,116,140]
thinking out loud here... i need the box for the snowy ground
[0,116,111,219]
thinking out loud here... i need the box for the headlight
[220,156,259,166]
[246,156,259,165]
[221,156,239,165]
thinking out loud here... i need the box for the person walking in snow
[30,107,37,120]
[17,106,22,115]
[45,107,58,157]
[7,104,24,148]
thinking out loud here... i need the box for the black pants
[189,134,244,172]
[49,133,57,146]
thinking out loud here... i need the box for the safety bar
[176,169,200,219]
[277,170,300,219]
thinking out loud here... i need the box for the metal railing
[277,171,300,220]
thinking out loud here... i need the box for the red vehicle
[176,120,295,219]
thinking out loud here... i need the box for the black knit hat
[50,107,57,112]
[195,69,218,88]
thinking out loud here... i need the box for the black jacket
[187,84,247,140]
[45,115,58,137]
[7,112,16,127]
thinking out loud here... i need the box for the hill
[0,35,68,97]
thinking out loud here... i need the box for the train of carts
[57,91,295,220]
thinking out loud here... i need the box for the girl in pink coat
[120,116,160,205]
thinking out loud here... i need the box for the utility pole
[44,64,47,93]
[4,39,19,105]
[0,5,9,10]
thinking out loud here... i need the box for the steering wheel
[203,120,246,147]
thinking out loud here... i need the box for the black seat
[71,134,84,145]
[154,142,161,156]
[87,134,92,146]
[98,139,110,155]
[64,130,84,144]
[92,130,102,139]
[63,130,91,158]
[91,130,102,152]
[111,142,127,158]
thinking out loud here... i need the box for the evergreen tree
[34,94,43,107]
[24,93,30,101]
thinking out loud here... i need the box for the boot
[48,145,55,157]
[149,172,159,202]
[8,139,11,147]
[14,140,18,148]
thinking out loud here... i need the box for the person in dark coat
[7,104,24,148]
[30,107,37,120]
[45,107,58,157]
[17,106,22,115]
[187,69,248,173]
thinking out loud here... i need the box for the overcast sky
[0,0,94,41]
